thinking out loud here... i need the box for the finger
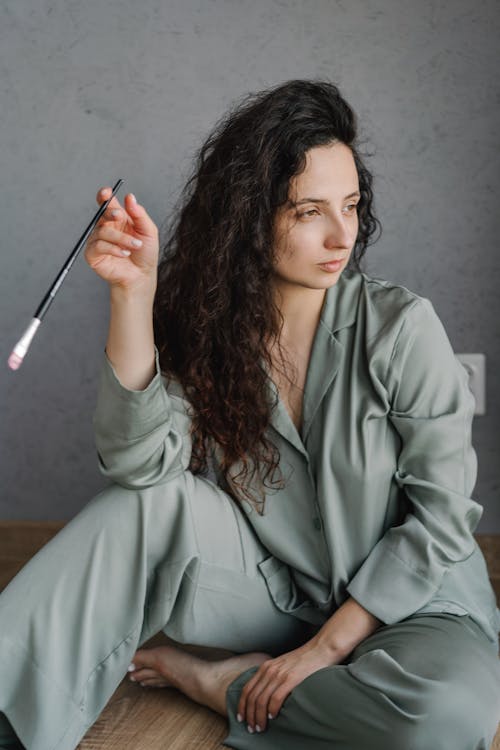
[253,681,279,733]
[243,675,274,733]
[91,225,143,251]
[85,237,133,261]
[95,186,132,226]
[96,185,123,211]
[122,192,157,238]
[246,680,276,732]
[237,670,262,724]
[267,682,292,724]
[103,206,129,224]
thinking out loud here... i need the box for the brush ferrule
[14,318,41,357]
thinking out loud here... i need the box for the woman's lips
[318,259,344,272]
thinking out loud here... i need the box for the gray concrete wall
[1,0,499,531]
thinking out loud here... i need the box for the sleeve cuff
[93,345,173,439]
[345,540,441,625]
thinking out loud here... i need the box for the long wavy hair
[153,78,382,514]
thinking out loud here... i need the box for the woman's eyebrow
[288,191,361,207]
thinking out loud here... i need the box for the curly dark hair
[153,78,382,514]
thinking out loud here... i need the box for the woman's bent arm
[86,187,192,487]
[84,187,160,391]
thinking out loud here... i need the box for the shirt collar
[268,269,362,454]
[319,267,361,334]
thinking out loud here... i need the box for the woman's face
[272,141,360,293]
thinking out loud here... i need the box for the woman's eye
[297,204,358,219]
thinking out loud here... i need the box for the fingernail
[130,193,137,203]
[255,725,262,733]
[131,238,143,247]
[120,250,131,257]
[111,209,120,218]
[247,725,254,734]
[268,712,274,719]
[128,664,136,672]
[129,675,136,681]
[236,713,243,722]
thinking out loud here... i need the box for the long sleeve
[345,297,483,624]
[92,346,192,488]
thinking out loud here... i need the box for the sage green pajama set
[1,270,499,750]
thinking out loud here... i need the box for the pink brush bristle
[7,351,23,370]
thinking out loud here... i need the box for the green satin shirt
[92,269,500,645]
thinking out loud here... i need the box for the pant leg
[0,470,310,750]
[224,612,500,750]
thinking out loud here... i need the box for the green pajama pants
[0,471,499,749]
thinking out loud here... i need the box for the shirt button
[312,517,322,531]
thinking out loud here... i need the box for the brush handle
[34,178,123,321]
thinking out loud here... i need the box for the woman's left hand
[236,640,345,734]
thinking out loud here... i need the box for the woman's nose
[324,216,353,248]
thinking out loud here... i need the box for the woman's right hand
[84,186,159,296]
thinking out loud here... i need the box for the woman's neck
[273,286,326,350]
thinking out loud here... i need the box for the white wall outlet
[455,353,486,416]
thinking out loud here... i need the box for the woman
[1,79,499,750]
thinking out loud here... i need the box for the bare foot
[127,643,271,716]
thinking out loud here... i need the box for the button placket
[306,465,323,532]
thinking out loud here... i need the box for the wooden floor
[1,522,499,749]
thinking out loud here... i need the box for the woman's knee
[380,683,498,750]
[58,472,195,566]
[291,656,495,750]
[84,471,192,525]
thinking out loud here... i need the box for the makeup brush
[7,179,124,371]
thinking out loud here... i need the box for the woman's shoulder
[338,271,459,395]
[334,269,438,351]
[350,269,431,329]
[357,270,426,313]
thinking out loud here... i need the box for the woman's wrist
[306,636,348,665]
[309,597,384,661]
[109,280,157,307]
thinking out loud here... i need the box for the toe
[129,667,159,682]
[129,648,161,673]
[130,648,153,666]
